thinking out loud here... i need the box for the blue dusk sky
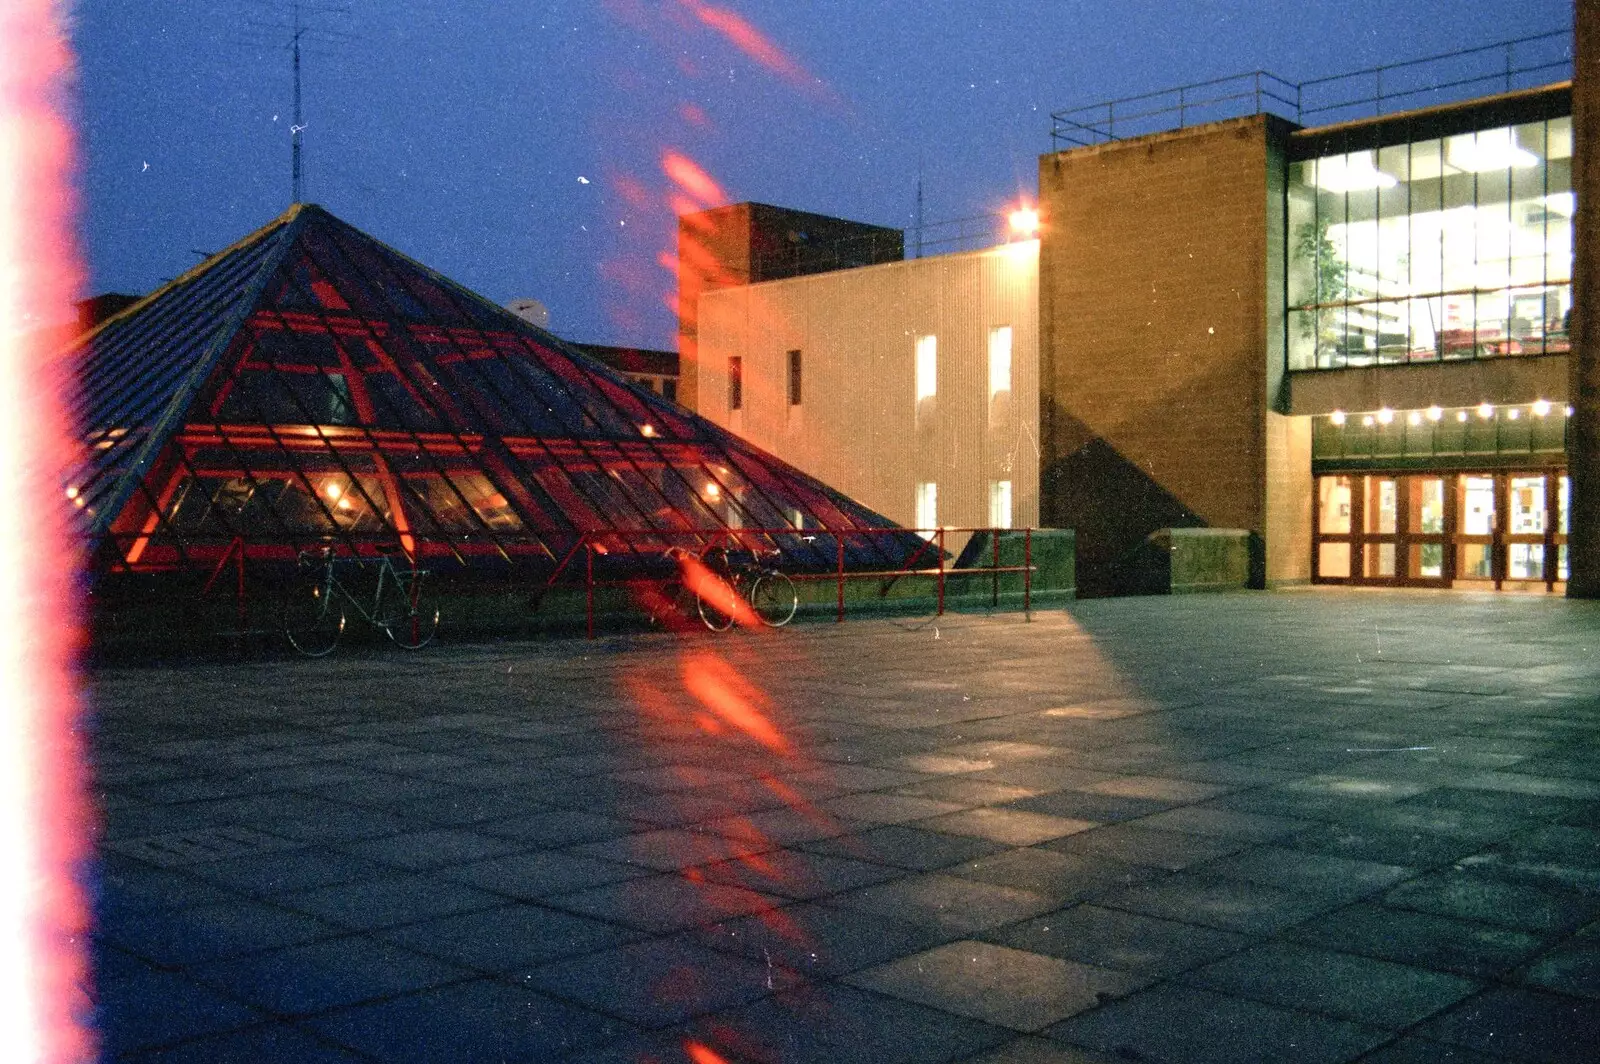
[73,0,1574,350]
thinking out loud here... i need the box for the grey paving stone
[549,872,786,933]
[917,806,1099,846]
[180,846,399,897]
[1133,806,1320,842]
[1047,983,1388,1064]
[189,937,469,1016]
[1005,790,1178,823]
[692,847,903,899]
[1287,822,1492,868]
[340,826,529,871]
[435,849,649,899]
[695,900,953,977]
[1288,902,1547,978]
[959,1037,1126,1063]
[523,935,801,1028]
[1181,941,1480,1028]
[305,977,629,1061]
[571,827,774,871]
[846,940,1147,1032]
[696,805,858,846]
[819,792,968,824]
[895,778,1042,806]
[679,981,1014,1064]
[830,873,1057,935]
[276,872,504,930]
[96,968,266,1058]
[1045,824,1249,870]
[1199,845,1415,901]
[1519,939,1600,999]
[1382,870,1600,933]
[988,904,1250,977]
[374,901,642,970]
[473,809,643,846]
[1419,987,1600,1063]
[948,848,1159,901]
[799,823,1010,870]
[1095,872,1344,934]
[119,1022,369,1063]
[1352,1036,1510,1063]
[100,898,343,967]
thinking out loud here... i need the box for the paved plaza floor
[88,589,1600,1062]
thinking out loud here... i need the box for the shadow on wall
[1040,407,1266,597]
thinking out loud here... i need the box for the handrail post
[937,528,945,616]
[836,534,845,623]
[1024,527,1032,618]
[992,528,1000,607]
[585,540,594,640]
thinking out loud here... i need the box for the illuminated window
[914,481,937,538]
[989,480,1013,529]
[728,356,742,411]
[787,349,802,406]
[915,334,937,402]
[988,327,1012,399]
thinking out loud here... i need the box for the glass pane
[1559,476,1570,535]
[1458,543,1494,580]
[1408,478,1446,533]
[1365,542,1396,578]
[1364,477,1397,534]
[1509,543,1545,581]
[1560,544,1569,580]
[1410,542,1445,579]
[1318,476,1353,534]
[1509,476,1546,535]
[1318,542,1351,579]
[1461,476,1496,536]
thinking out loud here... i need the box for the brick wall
[1038,116,1279,593]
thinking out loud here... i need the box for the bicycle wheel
[750,571,797,627]
[377,575,440,650]
[696,579,738,631]
[282,575,344,657]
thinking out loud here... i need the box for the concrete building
[684,31,1592,596]
[695,240,1040,534]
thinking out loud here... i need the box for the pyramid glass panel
[69,204,926,578]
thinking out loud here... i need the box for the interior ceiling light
[1447,128,1537,173]
[1407,411,1422,427]
[1477,402,1495,419]
[1377,407,1394,425]
[1457,410,1470,422]
[1567,405,1576,416]
[1532,399,1552,416]
[1314,151,1398,192]
[1507,408,1521,420]
[1426,406,1443,421]
[1329,410,1346,426]
[1362,415,1375,427]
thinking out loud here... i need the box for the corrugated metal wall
[697,242,1040,532]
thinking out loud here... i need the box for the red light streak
[684,1040,734,1064]
[675,0,816,92]
[0,3,96,1062]
[662,151,728,209]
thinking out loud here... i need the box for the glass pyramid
[68,204,925,577]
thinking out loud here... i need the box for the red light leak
[0,3,97,1062]
[674,0,828,98]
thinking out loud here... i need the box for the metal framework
[1051,29,1573,148]
[68,204,927,579]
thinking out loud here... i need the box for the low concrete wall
[1154,527,1258,593]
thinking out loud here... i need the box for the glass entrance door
[1312,469,1565,590]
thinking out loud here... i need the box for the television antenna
[234,0,359,204]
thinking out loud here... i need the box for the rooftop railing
[1050,28,1572,149]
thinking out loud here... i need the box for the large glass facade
[1288,116,1571,369]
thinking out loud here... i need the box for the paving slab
[87,591,1600,1061]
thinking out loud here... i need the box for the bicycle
[282,545,440,656]
[691,545,798,631]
